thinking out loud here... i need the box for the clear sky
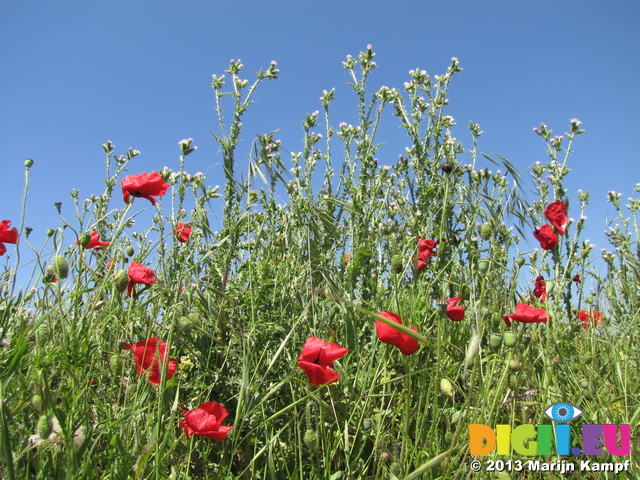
[1,1,639,287]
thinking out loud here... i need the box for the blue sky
[1,1,639,287]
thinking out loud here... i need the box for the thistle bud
[52,255,69,279]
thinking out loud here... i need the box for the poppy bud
[580,380,589,389]
[516,257,525,267]
[503,332,518,348]
[440,378,454,398]
[25,158,34,168]
[363,419,372,430]
[113,269,129,293]
[37,415,53,440]
[478,258,490,275]
[46,228,55,237]
[52,255,69,279]
[489,334,503,350]
[303,429,317,448]
[32,393,43,412]
[125,246,135,257]
[479,222,493,240]
[391,254,403,274]
[508,359,522,371]
[109,353,122,373]
[79,234,91,248]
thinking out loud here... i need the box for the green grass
[1,46,638,479]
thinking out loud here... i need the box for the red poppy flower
[503,303,549,327]
[578,310,603,329]
[416,236,438,270]
[0,220,19,256]
[446,296,465,321]
[544,201,568,235]
[533,276,548,301]
[572,274,580,284]
[376,311,419,355]
[124,337,178,385]
[343,253,350,266]
[533,225,558,250]
[127,262,157,297]
[297,336,349,385]
[180,401,234,440]
[121,171,170,205]
[76,231,110,250]
[174,223,192,243]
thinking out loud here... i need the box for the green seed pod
[478,258,490,275]
[125,246,135,257]
[580,379,589,389]
[504,331,518,348]
[46,228,55,237]
[363,419,372,430]
[479,222,493,241]
[52,255,69,279]
[32,393,44,412]
[435,299,448,317]
[37,415,53,440]
[521,333,532,347]
[25,158,34,168]
[489,333,503,350]
[113,269,129,293]
[440,378,454,398]
[79,233,91,248]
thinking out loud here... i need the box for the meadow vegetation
[1,46,639,479]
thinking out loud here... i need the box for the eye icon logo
[544,402,583,423]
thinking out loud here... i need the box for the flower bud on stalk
[52,255,69,279]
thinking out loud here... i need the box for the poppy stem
[311,287,430,345]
